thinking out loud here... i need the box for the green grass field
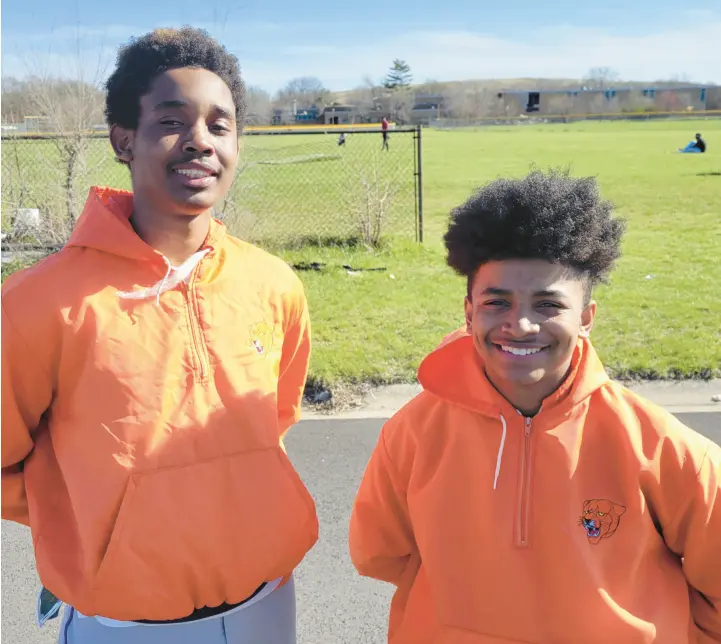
[3,119,720,387]
[278,119,721,386]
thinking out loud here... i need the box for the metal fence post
[415,124,424,243]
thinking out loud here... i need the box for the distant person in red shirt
[381,117,389,151]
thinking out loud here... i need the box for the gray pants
[58,578,296,644]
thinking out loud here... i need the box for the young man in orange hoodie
[350,170,721,644]
[2,28,318,643]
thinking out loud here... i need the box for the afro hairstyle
[105,27,246,130]
[444,169,626,302]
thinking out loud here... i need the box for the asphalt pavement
[2,413,719,644]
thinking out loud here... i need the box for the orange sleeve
[1,301,54,526]
[349,426,416,586]
[277,280,311,437]
[660,439,721,642]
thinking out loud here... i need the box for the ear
[578,300,597,338]
[109,125,134,165]
[464,296,473,334]
[613,503,626,516]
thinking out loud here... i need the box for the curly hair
[105,27,246,130]
[444,170,626,300]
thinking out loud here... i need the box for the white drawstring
[116,249,210,306]
[493,414,507,490]
[155,258,173,306]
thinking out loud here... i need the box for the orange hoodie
[350,330,721,644]
[2,187,318,621]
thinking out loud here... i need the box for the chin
[172,193,218,214]
[504,370,546,387]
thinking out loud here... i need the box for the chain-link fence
[1,127,423,250]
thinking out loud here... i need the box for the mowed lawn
[277,119,721,386]
[3,119,720,386]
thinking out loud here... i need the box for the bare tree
[618,90,655,113]
[245,86,272,125]
[388,86,414,124]
[1,77,34,123]
[352,76,383,118]
[546,94,577,119]
[655,89,693,112]
[416,79,447,96]
[445,83,497,120]
[586,92,613,115]
[583,67,620,90]
[274,76,330,110]
[27,73,107,232]
[340,153,401,246]
[2,42,108,247]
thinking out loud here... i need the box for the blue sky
[2,0,720,92]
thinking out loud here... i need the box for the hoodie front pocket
[89,446,318,621]
[437,627,538,644]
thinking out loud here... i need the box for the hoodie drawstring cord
[155,258,173,307]
[493,414,507,490]
[116,249,211,306]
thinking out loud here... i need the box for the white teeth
[175,169,212,178]
[500,345,544,356]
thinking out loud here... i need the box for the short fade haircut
[105,27,246,130]
[444,169,626,303]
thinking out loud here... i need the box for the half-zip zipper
[517,416,533,547]
[184,267,209,382]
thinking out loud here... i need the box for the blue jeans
[58,577,296,644]
[679,142,702,153]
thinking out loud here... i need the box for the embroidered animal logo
[580,499,626,545]
[248,321,275,356]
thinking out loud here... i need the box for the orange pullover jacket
[2,187,318,621]
[350,330,721,643]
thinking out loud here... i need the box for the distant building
[410,93,445,125]
[295,107,321,122]
[323,104,358,125]
[497,85,711,115]
[270,105,323,125]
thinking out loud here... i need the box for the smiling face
[465,259,596,414]
[110,67,239,217]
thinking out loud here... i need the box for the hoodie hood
[66,186,226,261]
[418,327,609,419]
[66,187,228,305]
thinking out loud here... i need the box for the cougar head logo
[580,499,626,545]
[248,321,275,356]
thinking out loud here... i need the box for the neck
[486,361,574,418]
[130,204,212,266]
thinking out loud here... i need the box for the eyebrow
[480,287,568,298]
[153,100,188,111]
[152,100,235,120]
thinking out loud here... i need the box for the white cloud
[2,19,720,92]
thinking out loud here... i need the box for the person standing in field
[381,116,390,151]
[349,170,721,644]
[1,27,317,644]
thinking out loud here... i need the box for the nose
[503,313,540,337]
[182,123,215,157]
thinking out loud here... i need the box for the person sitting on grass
[679,132,706,153]
[2,27,317,644]
[349,169,721,644]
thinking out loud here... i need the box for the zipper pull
[524,416,532,436]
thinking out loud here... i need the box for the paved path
[2,413,718,643]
